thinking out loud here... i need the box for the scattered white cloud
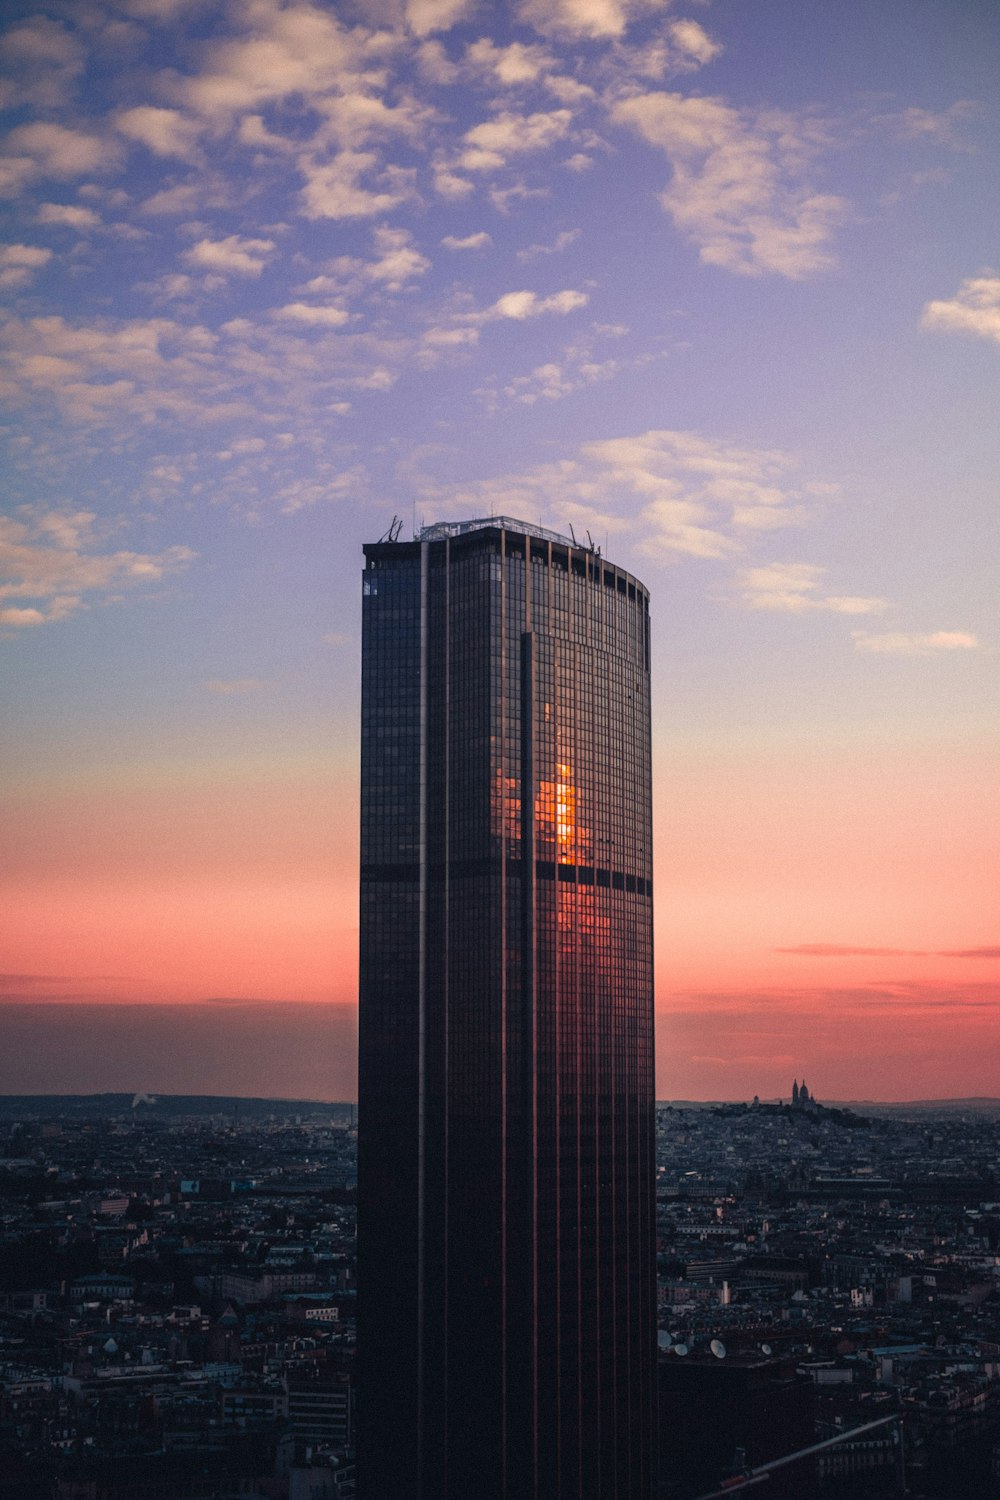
[740,562,887,614]
[299,228,431,308]
[441,231,493,250]
[298,150,417,220]
[612,92,847,277]
[852,630,980,656]
[276,302,351,327]
[517,0,669,41]
[183,234,275,276]
[406,0,476,37]
[459,109,573,172]
[518,228,580,260]
[489,180,551,213]
[0,122,117,196]
[168,3,376,123]
[0,506,194,630]
[0,243,53,289]
[36,202,101,230]
[885,102,978,151]
[464,287,590,324]
[921,275,1000,345]
[0,16,84,111]
[420,428,819,560]
[139,182,218,217]
[466,38,557,86]
[115,106,203,162]
[668,19,722,68]
[498,351,619,404]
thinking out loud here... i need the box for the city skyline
[1,0,997,1104]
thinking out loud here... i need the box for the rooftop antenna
[378,515,403,544]
[568,523,578,546]
[710,1339,727,1360]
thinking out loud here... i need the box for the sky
[1,0,997,1103]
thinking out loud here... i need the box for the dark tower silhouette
[357,518,656,1500]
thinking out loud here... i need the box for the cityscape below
[2,1090,1000,1498]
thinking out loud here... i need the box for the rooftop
[416,515,585,549]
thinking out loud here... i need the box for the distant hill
[859,1097,1000,1113]
[0,1094,354,1120]
[657,1097,1000,1113]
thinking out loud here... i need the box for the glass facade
[358,519,655,1500]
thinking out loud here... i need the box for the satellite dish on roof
[657,1331,673,1350]
[761,1343,773,1356]
[674,1343,689,1357]
[710,1339,727,1359]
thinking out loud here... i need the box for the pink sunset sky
[1,0,997,1101]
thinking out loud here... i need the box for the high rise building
[358,517,656,1500]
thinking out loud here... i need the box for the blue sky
[1,0,997,1099]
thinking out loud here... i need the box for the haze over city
[1,0,997,1103]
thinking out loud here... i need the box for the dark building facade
[358,517,656,1500]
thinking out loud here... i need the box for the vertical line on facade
[499,530,508,1495]
[417,539,429,1493]
[521,620,539,1498]
[442,537,450,1499]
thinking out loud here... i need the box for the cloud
[851,629,980,655]
[311,226,431,295]
[517,228,580,260]
[921,275,1000,345]
[886,102,978,151]
[740,562,886,614]
[406,0,477,36]
[0,122,116,196]
[459,109,573,172]
[497,352,619,405]
[0,507,194,630]
[116,106,203,162]
[298,150,417,219]
[0,16,84,110]
[0,312,239,426]
[183,234,275,276]
[419,427,823,560]
[437,288,590,340]
[170,2,375,122]
[0,243,53,289]
[466,39,557,86]
[441,231,493,250]
[487,287,588,320]
[517,0,669,41]
[668,19,722,68]
[612,92,847,277]
[276,302,351,327]
[36,202,101,230]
